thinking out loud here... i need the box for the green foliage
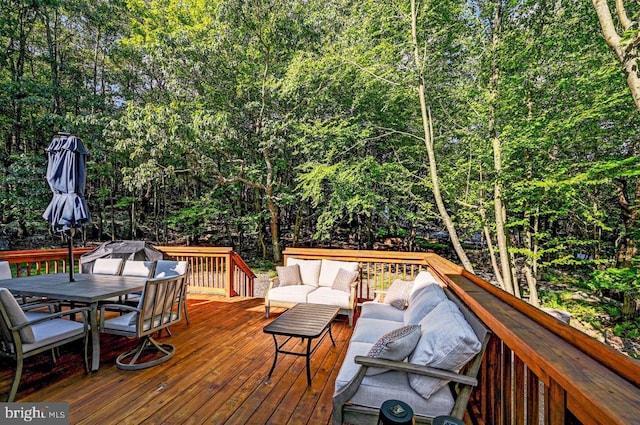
[590,265,640,295]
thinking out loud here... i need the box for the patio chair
[0,288,90,402]
[99,274,186,370]
[154,260,190,325]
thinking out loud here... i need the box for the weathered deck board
[2,296,354,424]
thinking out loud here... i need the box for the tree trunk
[411,0,475,273]
[488,0,515,295]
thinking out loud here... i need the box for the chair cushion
[121,260,155,277]
[92,258,123,275]
[383,279,413,310]
[276,264,302,287]
[318,259,359,287]
[331,268,358,293]
[366,324,421,376]
[0,288,35,343]
[23,318,85,352]
[403,283,447,326]
[408,300,482,399]
[306,287,351,309]
[287,258,321,287]
[154,260,188,278]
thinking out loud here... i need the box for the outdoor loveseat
[332,271,491,424]
[265,258,360,326]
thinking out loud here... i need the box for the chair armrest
[100,303,140,315]
[268,276,280,290]
[354,355,478,386]
[21,301,59,312]
[372,289,387,303]
[12,306,91,331]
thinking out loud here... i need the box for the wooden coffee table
[263,303,340,386]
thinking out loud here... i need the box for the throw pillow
[383,279,413,310]
[331,268,359,293]
[276,264,303,287]
[408,300,482,398]
[366,324,421,376]
[0,288,35,343]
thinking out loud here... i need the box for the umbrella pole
[68,234,75,282]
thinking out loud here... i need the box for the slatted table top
[263,303,340,338]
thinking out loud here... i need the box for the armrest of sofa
[268,276,280,290]
[354,356,478,386]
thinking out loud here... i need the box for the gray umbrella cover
[42,133,91,232]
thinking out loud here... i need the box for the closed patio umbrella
[43,132,91,282]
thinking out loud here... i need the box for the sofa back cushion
[287,258,322,287]
[409,271,439,301]
[318,259,359,287]
[403,283,447,325]
[408,300,482,399]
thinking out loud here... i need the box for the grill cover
[80,240,164,273]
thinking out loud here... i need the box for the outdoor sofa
[332,271,491,424]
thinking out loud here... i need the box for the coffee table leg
[266,334,278,384]
[305,338,312,386]
[328,322,336,346]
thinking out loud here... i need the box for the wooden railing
[0,246,256,298]
[282,247,640,425]
[156,246,256,297]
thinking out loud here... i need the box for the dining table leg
[90,303,100,371]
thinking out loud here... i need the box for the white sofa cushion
[403,283,447,326]
[268,284,316,304]
[408,300,482,399]
[287,258,321,287]
[318,259,359,287]
[306,286,351,309]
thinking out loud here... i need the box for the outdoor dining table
[0,273,147,371]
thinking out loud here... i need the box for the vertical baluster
[528,367,540,425]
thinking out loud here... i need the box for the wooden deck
[0,296,354,424]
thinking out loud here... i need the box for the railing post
[225,252,232,298]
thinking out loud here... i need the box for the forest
[1,1,639,351]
